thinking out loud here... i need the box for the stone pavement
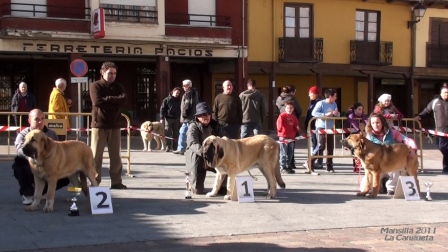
[0,134,447,252]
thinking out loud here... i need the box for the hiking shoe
[111,183,127,189]
[22,195,33,205]
[173,150,184,155]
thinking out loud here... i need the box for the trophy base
[68,210,80,216]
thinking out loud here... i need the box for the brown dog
[21,129,98,213]
[202,135,285,200]
[341,133,420,198]
[140,121,166,151]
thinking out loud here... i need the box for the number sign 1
[235,176,255,203]
[89,186,114,214]
[394,176,421,201]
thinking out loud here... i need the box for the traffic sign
[71,77,88,83]
[70,59,88,77]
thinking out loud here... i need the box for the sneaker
[110,183,127,189]
[326,165,335,173]
[173,150,184,155]
[22,195,33,205]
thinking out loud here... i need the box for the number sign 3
[89,186,114,214]
[394,176,421,201]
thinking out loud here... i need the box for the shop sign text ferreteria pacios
[14,40,239,58]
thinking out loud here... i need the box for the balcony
[165,13,232,40]
[350,40,393,65]
[427,44,448,68]
[278,37,323,63]
[0,3,90,33]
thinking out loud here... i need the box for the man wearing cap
[303,86,323,170]
[174,79,199,155]
[185,102,220,194]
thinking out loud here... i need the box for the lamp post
[409,2,427,116]
[408,2,427,29]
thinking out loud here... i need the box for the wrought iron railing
[427,44,448,67]
[350,40,393,65]
[278,37,323,63]
[0,3,90,19]
[165,13,231,27]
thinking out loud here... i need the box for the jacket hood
[240,89,260,98]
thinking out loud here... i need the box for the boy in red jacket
[276,101,300,174]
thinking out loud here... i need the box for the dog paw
[148,149,153,152]
[43,206,54,213]
[267,195,275,199]
[25,204,39,211]
[206,192,217,197]
[142,149,147,152]
[223,195,232,200]
[356,191,368,196]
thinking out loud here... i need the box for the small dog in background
[140,121,166,151]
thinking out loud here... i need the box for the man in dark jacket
[160,87,182,152]
[11,82,37,126]
[239,79,266,138]
[185,102,220,194]
[213,80,242,139]
[416,85,448,174]
[303,86,323,170]
[90,61,128,189]
[173,79,199,155]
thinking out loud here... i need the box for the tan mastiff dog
[202,135,285,200]
[341,133,420,198]
[140,121,166,151]
[22,129,98,213]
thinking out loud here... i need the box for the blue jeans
[279,137,294,168]
[176,122,189,152]
[240,122,261,138]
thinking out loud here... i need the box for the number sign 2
[89,186,114,214]
[394,176,420,201]
[235,176,255,203]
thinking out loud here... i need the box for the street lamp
[408,2,427,29]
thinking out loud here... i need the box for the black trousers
[12,157,70,196]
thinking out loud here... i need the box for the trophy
[425,182,433,201]
[184,171,192,199]
[67,186,82,216]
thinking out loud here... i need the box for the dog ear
[216,143,224,159]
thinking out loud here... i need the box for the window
[356,10,379,42]
[100,0,157,22]
[188,0,216,26]
[284,4,312,38]
[11,0,47,18]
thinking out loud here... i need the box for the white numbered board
[89,186,114,214]
[394,176,420,201]
[235,176,255,203]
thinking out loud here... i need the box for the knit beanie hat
[309,86,319,94]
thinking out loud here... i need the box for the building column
[368,74,374,112]
[156,56,171,116]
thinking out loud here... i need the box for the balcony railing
[100,4,157,23]
[166,13,231,27]
[278,37,323,63]
[427,44,448,67]
[0,3,90,19]
[350,40,393,65]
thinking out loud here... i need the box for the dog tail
[275,163,286,189]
